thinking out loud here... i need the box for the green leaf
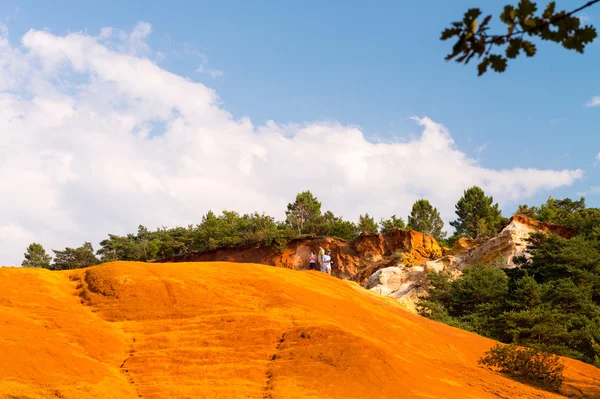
[500,5,516,25]
[543,1,556,19]
[481,15,492,26]
[441,27,461,41]
[452,35,466,54]
[506,38,522,59]
[464,8,482,23]
[523,17,538,29]
[580,26,598,44]
[517,0,537,18]
[522,40,537,57]
[489,55,508,73]
[477,58,490,76]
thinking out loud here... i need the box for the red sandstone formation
[160,229,442,281]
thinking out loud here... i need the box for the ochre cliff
[160,228,442,281]
[367,214,578,312]
[1,262,599,398]
[160,215,576,314]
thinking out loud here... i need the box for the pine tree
[322,211,358,240]
[450,186,503,238]
[379,215,406,233]
[22,242,52,268]
[407,199,446,241]
[357,213,378,234]
[52,242,100,270]
[285,191,323,234]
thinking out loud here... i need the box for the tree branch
[487,0,600,43]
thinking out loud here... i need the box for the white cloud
[0,24,584,265]
[96,21,152,56]
[596,152,600,161]
[585,96,600,107]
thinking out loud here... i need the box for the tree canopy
[357,213,378,234]
[379,215,406,234]
[450,186,504,239]
[52,242,100,271]
[407,199,446,242]
[285,191,323,235]
[21,243,51,269]
[442,1,599,75]
[420,196,600,367]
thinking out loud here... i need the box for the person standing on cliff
[321,250,333,275]
[308,250,317,270]
[318,246,325,270]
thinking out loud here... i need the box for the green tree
[97,234,141,262]
[450,186,503,238]
[407,199,446,241]
[379,215,406,233]
[537,196,586,224]
[419,223,600,366]
[515,197,600,239]
[442,1,598,75]
[21,242,52,268]
[516,204,540,218]
[418,263,510,337]
[285,191,323,234]
[357,213,378,234]
[321,211,358,240]
[52,242,100,271]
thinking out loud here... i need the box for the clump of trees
[20,185,521,269]
[418,196,600,367]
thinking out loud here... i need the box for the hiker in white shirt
[321,250,332,275]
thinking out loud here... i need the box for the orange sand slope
[1,262,599,399]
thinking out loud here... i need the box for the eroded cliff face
[160,229,442,281]
[427,214,576,272]
[366,214,577,313]
[161,215,575,314]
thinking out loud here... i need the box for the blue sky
[0,1,598,263]
[1,0,598,199]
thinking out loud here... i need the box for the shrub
[478,344,564,392]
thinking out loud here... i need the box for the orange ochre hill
[1,262,599,399]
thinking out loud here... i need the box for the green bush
[478,344,564,392]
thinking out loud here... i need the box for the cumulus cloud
[0,24,584,265]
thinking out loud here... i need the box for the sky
[0,0,599,265]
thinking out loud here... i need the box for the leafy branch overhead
[441,0,599,75]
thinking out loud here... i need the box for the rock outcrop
[160,228,442,281]
[161,214,575,314]
[366,214,577,312]
[427,214,576,272]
